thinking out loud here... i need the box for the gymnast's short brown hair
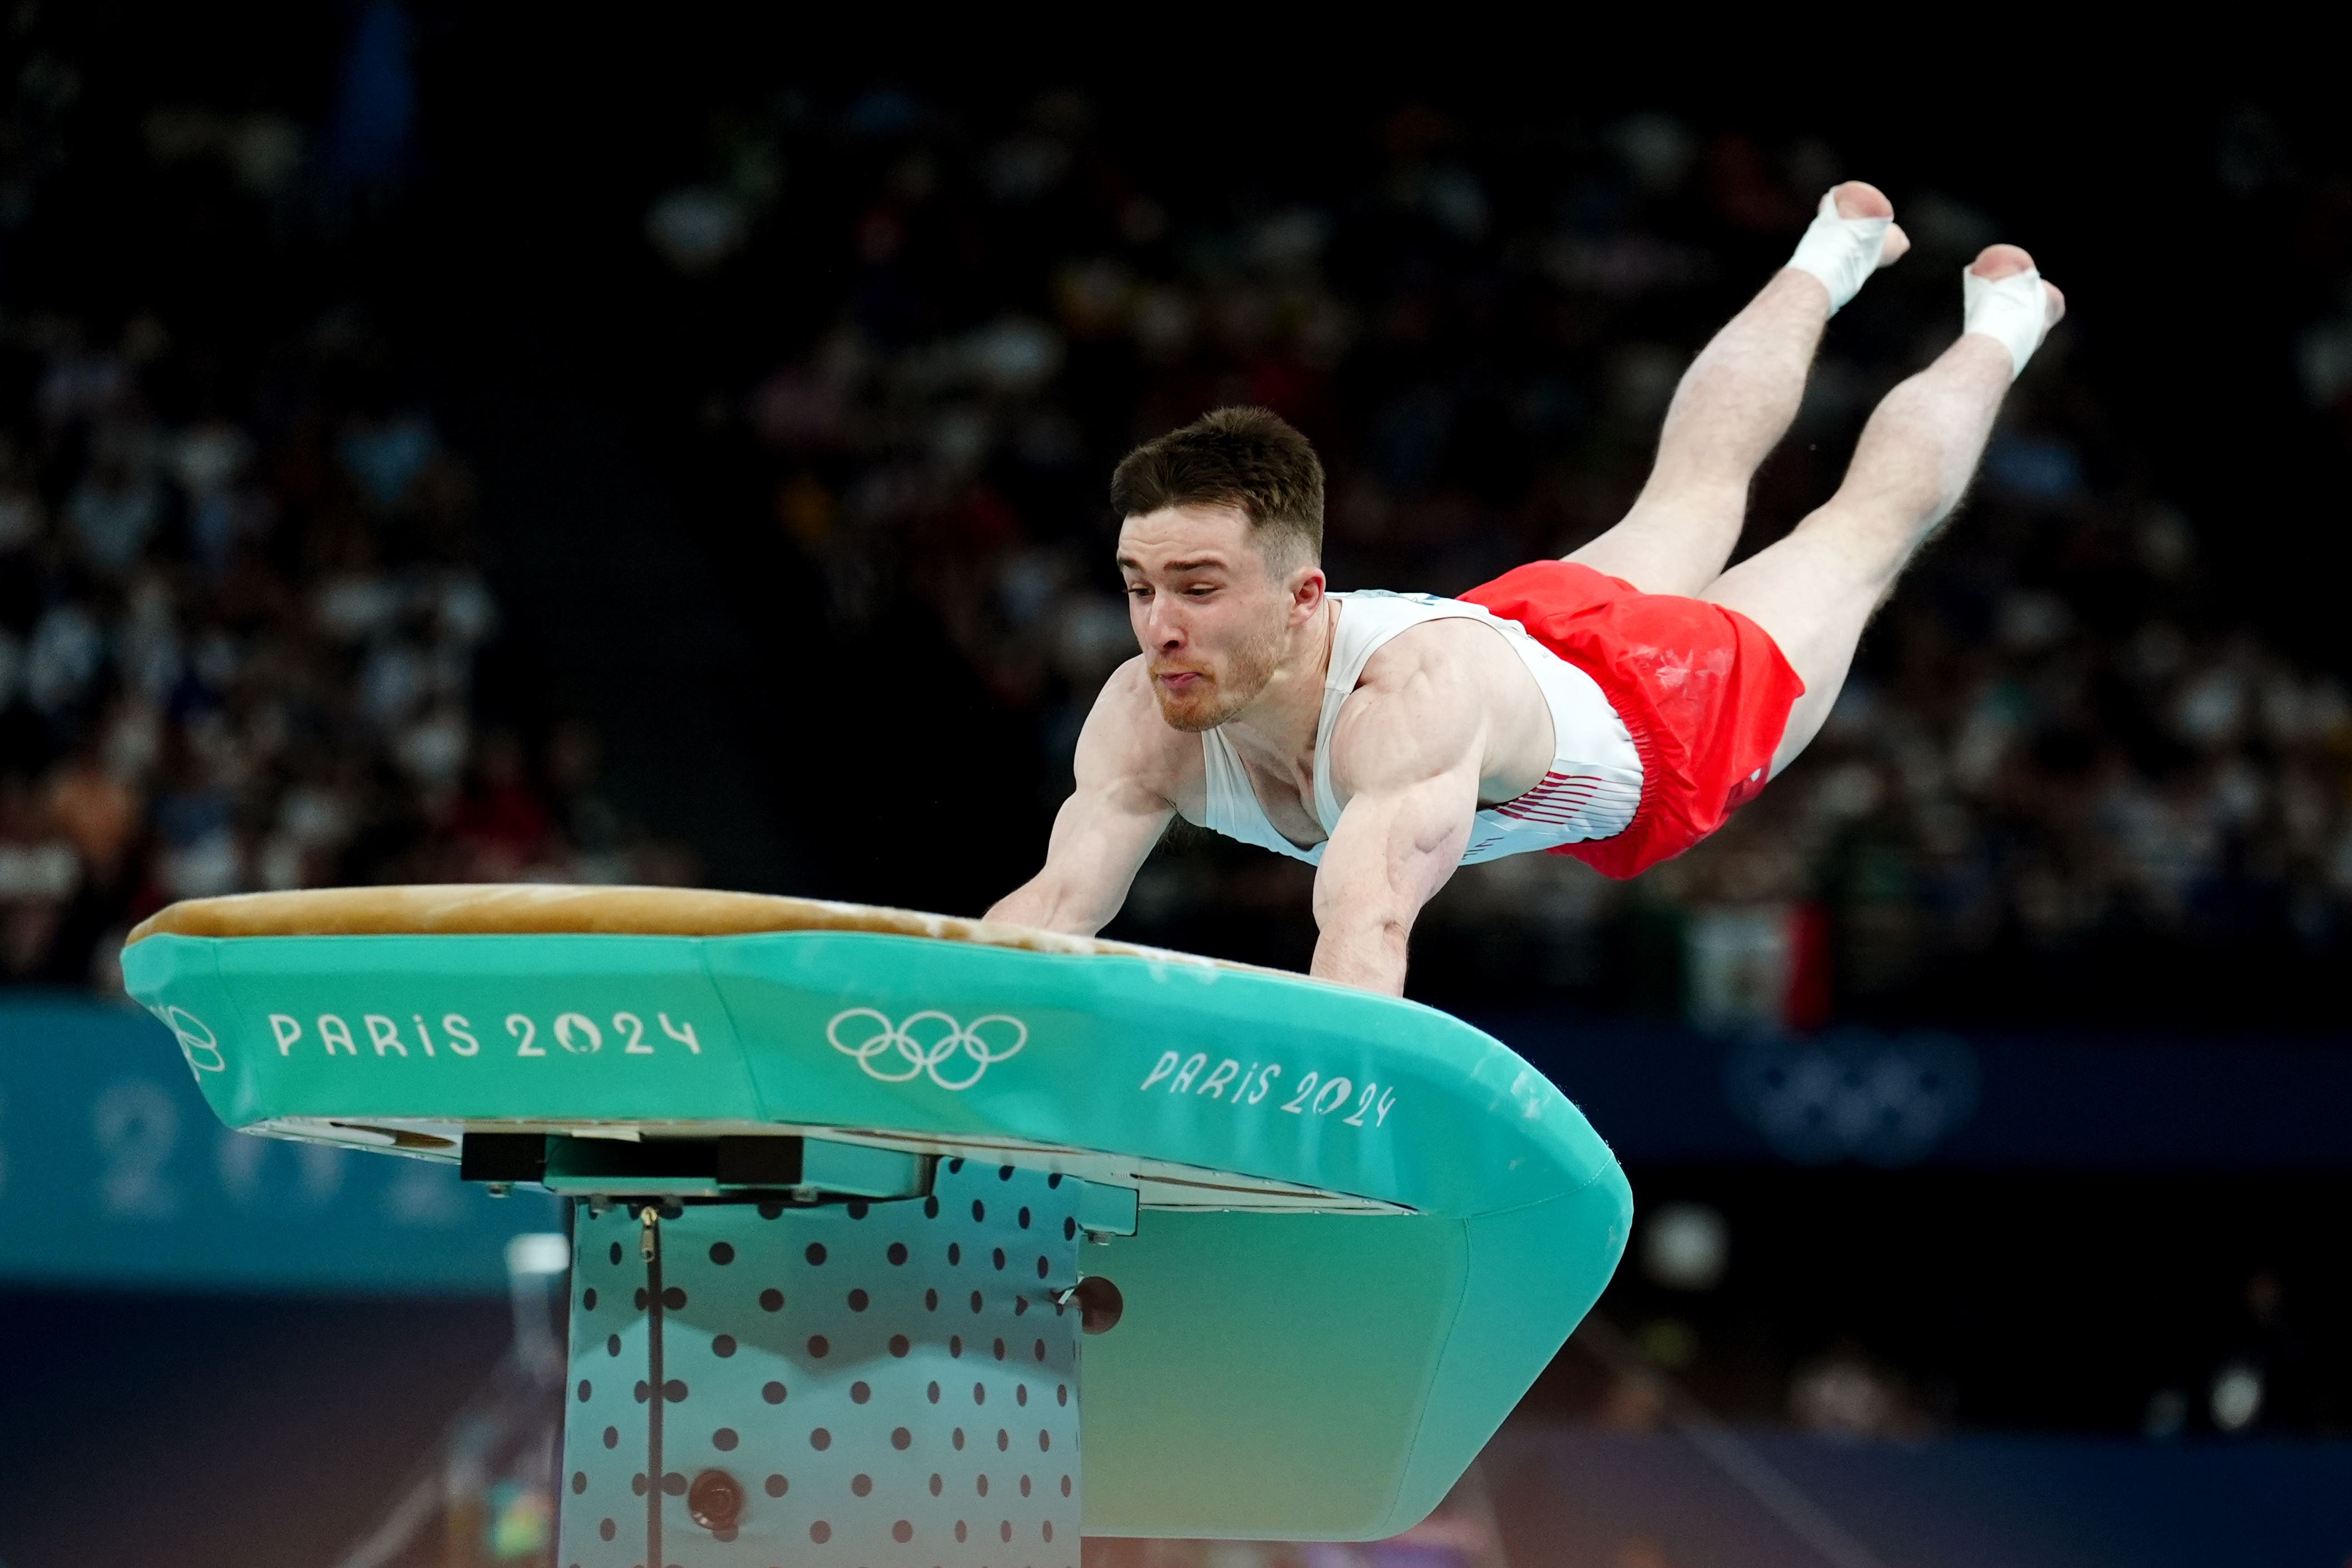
[1109,406,1325,566]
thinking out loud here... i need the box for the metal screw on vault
[1057,1274,1124,1334]
[686,1468,743,1531]
[639,1205,659,1262]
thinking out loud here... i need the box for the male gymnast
[990,184,2064,994]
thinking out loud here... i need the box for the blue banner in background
[1474,1013,2352,1171]
[6,994,2350,1295]
[0,993,561,1293]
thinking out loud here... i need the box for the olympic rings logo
[1723,1030,1978,1167]
[150,1004,225,1074]
[826,1008,1027,1091]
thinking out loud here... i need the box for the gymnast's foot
[1829,181,1911,265]
[1968,243,2067,325]
[1964,244,2066,378]
[1786,180,1911,313]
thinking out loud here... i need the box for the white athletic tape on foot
[1785,190,1892,314]
[1962,266,2050,380]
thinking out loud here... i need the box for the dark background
[3,8,2350,1566]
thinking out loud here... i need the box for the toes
[1829,180,1894,221]
[1969,243,2037,280]
[1879,222,1912,268]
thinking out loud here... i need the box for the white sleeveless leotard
[1190,591,1644,865]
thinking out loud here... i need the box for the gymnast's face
[1117,503,1323,733]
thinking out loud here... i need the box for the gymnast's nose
[1139,595,1188,650]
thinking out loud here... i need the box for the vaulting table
[121,886,1630,1567]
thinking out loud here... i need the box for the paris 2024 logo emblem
[827,1009,1026,1091]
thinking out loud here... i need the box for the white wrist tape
[1785,190,1892,313]
[1961,266,2049,380]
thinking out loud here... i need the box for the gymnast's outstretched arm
[1309,651,1488,995]
[987,664,1179,937]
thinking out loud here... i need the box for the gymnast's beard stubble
[1150,621,1283,734]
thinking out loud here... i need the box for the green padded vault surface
[123,923,1630,1540]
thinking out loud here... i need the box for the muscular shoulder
[1076,657,1202,803]
[1330,623,1496,790]
[1357,616,1512,698]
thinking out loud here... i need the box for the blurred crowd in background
[643,90,2352,1030]
[0,46,678,988]
[12,56,2352,1030]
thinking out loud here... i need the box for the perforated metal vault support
[560,1159,1084,1568]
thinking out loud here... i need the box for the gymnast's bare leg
[1568,181,1911,596]
[1704,244,2067,771]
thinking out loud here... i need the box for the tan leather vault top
[124,884,1277,973]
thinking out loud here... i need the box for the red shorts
[1460,560,1805,879]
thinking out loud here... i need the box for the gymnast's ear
[1283,556,1326,624]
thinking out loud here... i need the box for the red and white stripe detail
[1493,770,1619,825]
